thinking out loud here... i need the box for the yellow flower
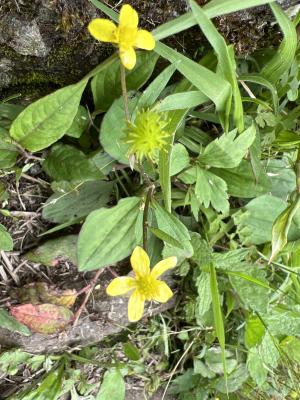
[106,246,177,322]
[88,4,155,70]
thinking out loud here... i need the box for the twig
[15,143,43,162]
[143,185,155,252]
[73,269,104,326]
[0,251,20,285]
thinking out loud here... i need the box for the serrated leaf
[258,331,280,368]
[96,369,125,400]
[43,144,104,182]
[10,79,88,151]
[269,196,300,263]
[247,348,268,387]
[78,197,141,271]
[212,160,271,198]
[0,223,13,251]
[195,166,229,213]
[200,124,255,169]
[10,304,73,334]
[0,308,31,336]
[233,194,300,245]
[190,232,213,268]
[42,180,113,224]
[25,235,77,266]
[214,364,248,394]
[92,52,158,111]
[280,336,300,365]
[196,272,212,317]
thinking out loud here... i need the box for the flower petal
[106,277,136,296]
[130,246,150,277]
[151,280,173,303]
[88,19,118,43]
[120,46,136,70]
[128,290,145,322]
[135,30,155,50]
[151,257,177,279]
[119,4,138,28]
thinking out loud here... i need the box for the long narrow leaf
[153,0,275,40]
[210,263,227,385]
[154,41,231,131]
[189,0,243,132]
[261,3,297,84]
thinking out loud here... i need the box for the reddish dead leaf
[10,304,73,334]
[10,282,78,308]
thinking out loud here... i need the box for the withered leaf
[10,304,73,334]
[10,282,77,308]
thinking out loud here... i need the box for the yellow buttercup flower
[88,4,155,70]
[106,246,177,322]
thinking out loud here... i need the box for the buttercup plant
[88,4,155,70]
[106,246,177,322]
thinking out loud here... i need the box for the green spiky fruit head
[125,109,170,162]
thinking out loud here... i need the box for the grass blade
[261,3,297,84]
[210,262,227,387]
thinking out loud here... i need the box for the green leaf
[247,348,268,387]
[233,194,300,245]
[137,63,177,110]
[261,3,298,84]
[153,0,274,41]
[195,167,229,213]
[0,223,13,251]
[170,143,190,176]
[200,124,256,169]
[239,74,279,114]
[214,364,248,394]
[281,336,300,365]
[258,331,280,368]
[0,349,32,375]
[65,105,89,138]
[156,90,208,112]
[43,144,104,182]
[43,180,113,224]
[96,369,125,400]
[212,160,271,198]
[149,226,184,249]
[154,42,231,131]
[10,79,88,151]
[100,95,139,164]
[196,272,212,317]
[0,308,31,336]
[245,315,265,349]
[152,200,193,262]
[226,264,270,313]
[25,235,78,266]
[89,150,115,176]
[92,52,158,111]
[123,342,140,361]
[0,128,18,169]
[78,197,141,271]
[269,196,300,263]
[189,0,243,132]
[210,263,227,383]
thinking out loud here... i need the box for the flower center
[135,275,156,300]
[117,26,137,48]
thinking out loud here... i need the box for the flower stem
[296,145,300,193]
[120,64,130,121]
[143,184,155,252]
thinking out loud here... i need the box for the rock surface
[0,0,299,98]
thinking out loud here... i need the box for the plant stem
[120,64,130,121]
[296,145,300,193]
[143,184,155,252]
[73,269,103,326]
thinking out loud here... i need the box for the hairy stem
[143,184,155,252]
[120,64,130,121]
